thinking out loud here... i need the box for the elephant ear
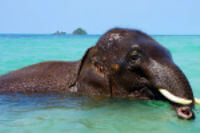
[68,46,95,88]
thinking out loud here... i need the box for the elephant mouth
[127,85,197,119]
[176,106,195,120]
[157,88,198,119]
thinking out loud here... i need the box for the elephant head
[72,28,199,120]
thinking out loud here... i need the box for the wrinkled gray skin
[0,28,195,119]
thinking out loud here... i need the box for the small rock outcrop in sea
[53,31,66,35]
[72,28,87,35]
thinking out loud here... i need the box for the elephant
[0,28,199,120]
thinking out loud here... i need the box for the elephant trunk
[147,59,195,119]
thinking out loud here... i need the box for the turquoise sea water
[0,34,200,133]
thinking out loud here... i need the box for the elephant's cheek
[81,69,110,93]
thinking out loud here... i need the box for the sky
[0,0,200,34]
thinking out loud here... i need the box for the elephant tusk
[158,88,192,105]
[194,97,200,104]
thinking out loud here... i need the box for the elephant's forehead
[108,33,123,42]
[96,28,172,62]
[138,40,172,61]
[97,33,125,49]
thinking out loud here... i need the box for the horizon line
[0,33,200,36]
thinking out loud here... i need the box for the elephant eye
[131,54,141,60]
[127,50,143,70]
[130,50,142,61]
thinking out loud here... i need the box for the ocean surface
[0,34,200,133]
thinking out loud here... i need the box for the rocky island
[72,28,87,35]
[53,31,66,35]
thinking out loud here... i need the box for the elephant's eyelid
[131,46,143,53]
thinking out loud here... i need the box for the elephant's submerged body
[0,28,199,119]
